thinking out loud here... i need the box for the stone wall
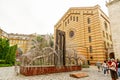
[107,0,120,59]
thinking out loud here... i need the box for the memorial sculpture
[20,35,86,76]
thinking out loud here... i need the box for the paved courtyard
[0,66,119,80]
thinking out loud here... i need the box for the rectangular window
[76,16,78,22]
[89,36,92,43]
[70,16,72,21]
[107,43,109,48]
[106,33,108,39]
[103,31,105,37]
[73,16,75,21]
[89,46,92,53]
[104,22,108,31]
[65,22,67,26]
[87,18,90,24]
[110,35,112,41]
[88,27,91,33]
[104,41,106,49]
[68,19,69,24]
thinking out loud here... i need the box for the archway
[109,52,115,59]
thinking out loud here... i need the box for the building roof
[55,5,108,27]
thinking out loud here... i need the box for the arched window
[69,30,74,38]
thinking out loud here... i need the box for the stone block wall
[20,66,82,76]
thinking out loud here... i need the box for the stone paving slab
[70,72,88,78]
[0,66,119,80]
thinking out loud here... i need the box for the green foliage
[0,60,5,64]
[49,37,54,48]
[0,38,17,65]
[15,61,21,66]
[16,48,23,57]
[81,64,90,68]
[0,38,10,59]
[0,64,12,67]
[5,45,17,64]
[32,35,49,49]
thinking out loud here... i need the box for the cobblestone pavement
[0,66,120,80]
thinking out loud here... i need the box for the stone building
[106,0,120,59]
[0,28,9,39]
[0,28,53,54]
[54,5,113,64]
[8,33,36,53]
[0,28,36,53]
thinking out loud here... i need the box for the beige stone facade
[106,0,120,59]
[0,28,36,53]
[0,28,9,39]
[54,5,113,64]
[8,33,36,53]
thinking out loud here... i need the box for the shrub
[81,64,89,68]
[0,64,12,67]
[0,60,5,64]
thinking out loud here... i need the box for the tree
[31,35,48,49]
[0,38,10,59]
[49,36,54,48]
[5,44,17,64]
[0,38,17,65]
[16,48,23,58]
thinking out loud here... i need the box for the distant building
[0,28,9,39]
[0,28,36,53]
[8,33,36,53]
[0,28,54,54]
[106,0,120,59]
[54,5,113,64]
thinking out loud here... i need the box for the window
[104,41,106,49]
[104,22,108,30]
[67,19,69,24]
[106,33,108,39]
[89,36,92,43]
[73,16,75,21]
[107,43,109,48]
[70,16,72,21]
[103,31,105,37]
[88,27,91,33]
[65,22,67,26]
[89,46,92,53]
[69,31,74,38]
[110,35,112,41]
[87,18,90,24]
[76,16,78,22]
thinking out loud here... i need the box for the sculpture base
[20,66,82,76]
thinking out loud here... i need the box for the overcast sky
[0,0,108,35]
